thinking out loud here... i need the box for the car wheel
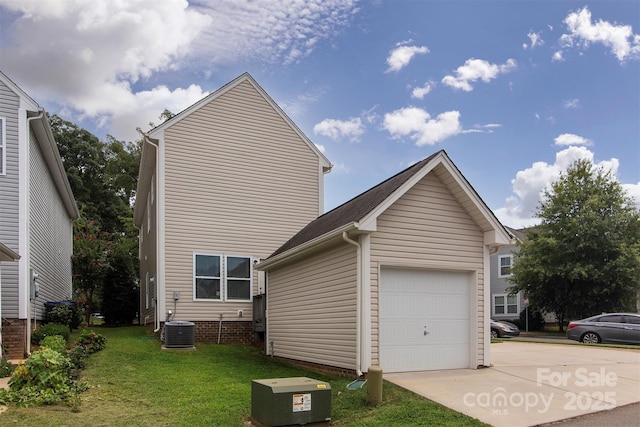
[580,332,601,344]
[491,329,499,338]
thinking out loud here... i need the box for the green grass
[0,326,487,426]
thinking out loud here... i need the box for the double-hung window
[498,255,512,277]
[193,254,251,301]
[493,293,519,316]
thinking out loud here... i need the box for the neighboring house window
[0,117,5,175]
[493,293,519,316]
[499,255,512,277]
[193,254,252,301]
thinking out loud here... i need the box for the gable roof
[260,150,511,269]
[0,71,79,220]
[148,72,331,172]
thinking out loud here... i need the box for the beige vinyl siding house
[0,71,78,358]
[133,73,331,341]
[259,151,510,375]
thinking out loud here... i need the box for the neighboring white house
[0,71,79,359]
[259,151,512,375]
[133,73,331,343]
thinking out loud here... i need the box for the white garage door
[380,268,472,372]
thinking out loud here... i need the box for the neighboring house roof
[0,242,20,262]
[0,71,79,220]
[261,150,511,269]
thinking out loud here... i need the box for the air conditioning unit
[164,321,195,348]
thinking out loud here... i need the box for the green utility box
[251,377,331,426]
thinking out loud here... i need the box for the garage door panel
[380,268,472,372]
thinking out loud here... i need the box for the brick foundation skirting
[2,318,27,359]
[192,320,254,345]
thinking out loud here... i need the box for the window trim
[492,292,520,317]
[0,117,6,175]
[498,254,513,278]
[192,253,253,302]
[193,253,222,301]
[224,255,252,302]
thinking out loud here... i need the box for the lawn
[0,326,487,426]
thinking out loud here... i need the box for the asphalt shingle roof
[269,150,443,258]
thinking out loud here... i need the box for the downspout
[25,111,45,356]
[342,232,363,377]
[144,136,162,334]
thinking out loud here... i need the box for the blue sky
[1,0,638,228]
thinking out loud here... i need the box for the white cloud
[0,0,358,140]
[562,98,580,109]
[442,58,517,91]
[411,81,435,99]
[386,43,429,72]
[559,6,640,62]
[494,146,637,228]
[314,118,365,142]
[383,107,461,146]
[314,143,326,154]
[554,133,591,146]
[523,31,544,49]
[552,51,564,62]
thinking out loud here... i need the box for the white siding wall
[28,128,74,318]
[370,172,485,367]
[138,154,157,324]
[267,242,358,370]
[162,80,323,321]
[0,80,20,317]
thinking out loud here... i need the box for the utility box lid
[251,377,331,426]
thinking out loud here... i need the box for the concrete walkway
[385,341,640,427]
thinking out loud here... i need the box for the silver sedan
[566,313,640,344]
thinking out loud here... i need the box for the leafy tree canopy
[509,159,640,326]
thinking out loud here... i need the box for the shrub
[74,330,107,355]
[0,347,87,407]
[44,302,81,330]
[31,323,70,345]
[40,335,67,354]
[45,305,73,328]
[0,359,15,378]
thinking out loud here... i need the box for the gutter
[342,231,363,377]
[258,222,357,271]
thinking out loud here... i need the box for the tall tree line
[50,115,140,325]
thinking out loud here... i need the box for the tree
[101,217,139,325]
[52,116,141,324]
[72,215,114,325]
[509,159,640,330]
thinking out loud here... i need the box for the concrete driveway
[384,341,640,427]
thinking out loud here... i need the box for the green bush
[31,323,70,345]
[45,305,73,328]
[0,347,87,407]
[40,335,67,354]
[0,359,15,378]
[74,330,107,354]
